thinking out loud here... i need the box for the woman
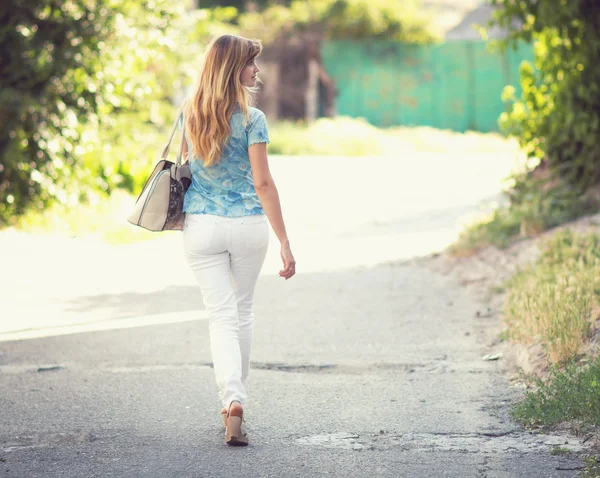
[181,34,295,447]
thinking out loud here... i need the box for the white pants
[183,213,269,409]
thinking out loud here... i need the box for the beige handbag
[127,110,192,231]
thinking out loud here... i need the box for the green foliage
[91,6,241,196]
[583,456,600,478]
[502,229,600,436]
[503,229,600,363]
[506,173,600,231]
[512,355,600,427]
[1,1,113,220]
[459,0,600,253]
[239,0,436,44]
[455,0,600,251]
[0,0,186,224]
[321,0,434,42]
[0,1,243,225]
[491,0,600,194]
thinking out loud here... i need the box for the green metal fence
[321,40,534,132]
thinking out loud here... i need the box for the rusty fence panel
[321,40,534,132]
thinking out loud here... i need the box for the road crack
[294,431,586,454]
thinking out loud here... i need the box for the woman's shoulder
[248,106,266,121]
[241,107,267,134]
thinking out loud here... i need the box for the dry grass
[12,190,174,244]
[448,207,521,255]
[504,229,600,363]
[269,116,520,156]
[450,181,600,256]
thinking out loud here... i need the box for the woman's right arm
[249,142,296,280]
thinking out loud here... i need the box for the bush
[0,0,187,224]
[1,1,114,220]
[452,1,600,252]
[451,174,600,254]
[450,207,522,252]
[492,0,600,199]
[512,355,600,427]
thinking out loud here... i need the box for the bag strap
[160,105,186,164]
[176,116,186,166]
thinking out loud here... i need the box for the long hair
[185,34,262,167]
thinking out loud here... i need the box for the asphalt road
[0,262,587,477]
[0,154,586,477]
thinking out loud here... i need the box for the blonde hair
[185,34,262,167]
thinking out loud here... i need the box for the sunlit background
[1,0,531,339]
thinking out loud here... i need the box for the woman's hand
[279,243,296,280]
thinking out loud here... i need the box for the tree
[492,0,600,194]
[238,0,435,45]
[1,1,110,220]
[0,0,183,223]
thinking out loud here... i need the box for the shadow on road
[62,285,205,319]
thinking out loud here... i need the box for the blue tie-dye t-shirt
[182,106,270,217]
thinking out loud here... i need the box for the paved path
[0,154,585,477]
[1,153,512,338]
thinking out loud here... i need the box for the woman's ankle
[228,400,244,417]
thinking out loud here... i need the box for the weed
[512,356,600,427]
[498,330,510,342]
[451,179,600,255]
[449,207,522,254]
[491,285,507,294]
[583,456,600,478]
[504,230,600,363]
[549,446,571,455]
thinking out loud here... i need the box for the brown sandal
[225,401,248,446]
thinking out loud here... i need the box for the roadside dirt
[421,211,600,454]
